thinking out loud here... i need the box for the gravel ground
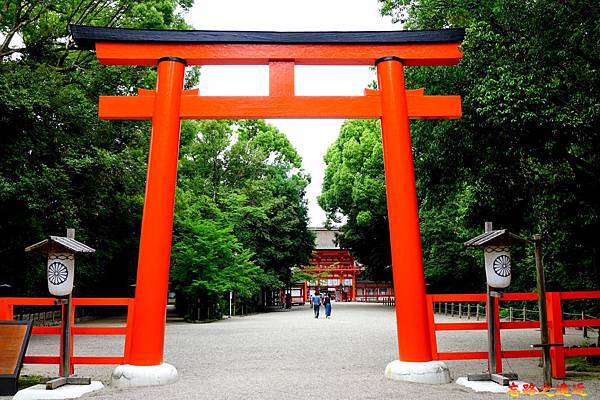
[12,302,600,399]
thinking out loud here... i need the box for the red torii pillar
[377,56,432,361]
[71,24,463,387]
[377,58,450,382]
[128,57,185,366]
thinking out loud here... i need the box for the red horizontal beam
[32,326,61,335]
[30,326,127,335]
[95,42,462,66]
[99,93,461,120]
[435,322,487,331]
[435,321,543,331]
[436,318,600,331]
[1,297,57,306]
[428,294,486,302]
[563,318,600,328]
[428,291,599,302]
[304,269,362,274]
[24,355,60,364]
[438,350,545,360]
[558,291,600,300]
[72,356,125,365]
[499,321,539,329]
[23,355,126,365]
[72,298,132,306]
[72,326,127,335]
[437,351,487,360]
[501,293,538,301]
[2,297,134,306]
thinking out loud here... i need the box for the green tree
[319,120,483,289]
[171,119,313,317]
[0,0,192,296]
[225,120,315,281]
[379,0,599,292]
[321,0,599,292]
[171,216,278,319]
[318,119,392,280]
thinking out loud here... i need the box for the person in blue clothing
[323,292,332,318]
[311,290,321,318]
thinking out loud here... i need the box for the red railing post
[5,297,133,369]
[69,302,75,374]
[123,299,135,363]
[303,281,308,302]
[546,292,566,378]
[426,296,439,360]
[59,302,65,376]
[0,299,13,320]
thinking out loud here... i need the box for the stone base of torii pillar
[110,363,178,388]
[385,360,451,384]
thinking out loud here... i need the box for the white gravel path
[12,302,600,399]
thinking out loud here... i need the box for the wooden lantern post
[25,229,95,389]
[464,222,528,385]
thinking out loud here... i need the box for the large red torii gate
[72,25,464,386]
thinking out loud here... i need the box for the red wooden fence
[427,291,600,378]
[0,297,134,375]
[1,291,598,378]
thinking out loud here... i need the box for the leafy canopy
[321,0,599,292]
[0,0,192,296]
[171,119,314,310]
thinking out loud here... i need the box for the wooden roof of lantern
[464,229,529,248]
[25,236,95,254]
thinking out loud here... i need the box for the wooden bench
[0,320,32,395]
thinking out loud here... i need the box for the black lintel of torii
[70,24,465,49]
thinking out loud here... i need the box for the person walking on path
[323,292,332,318]
[311,291,322,318]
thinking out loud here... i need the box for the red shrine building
[288,227,359,302]
[290,227,394,304]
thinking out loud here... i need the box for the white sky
[185,0,397,226]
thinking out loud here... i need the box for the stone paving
[13,302,600,399]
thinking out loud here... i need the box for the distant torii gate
[72,25,464,385]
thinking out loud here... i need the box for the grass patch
[18,375,48,390]
[566,356,600,373]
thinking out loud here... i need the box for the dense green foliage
[1,0,192,296]
[319,120,393,281]
[321,0,599,293]
[0,1,313,307]
[172,120,313,317]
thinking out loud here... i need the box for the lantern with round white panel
[464,226,528,290]
[24,229,95,390]
[484,246,511,288]
[47,253,75,296]
[25,230,95,297]
[463,223,530,386]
